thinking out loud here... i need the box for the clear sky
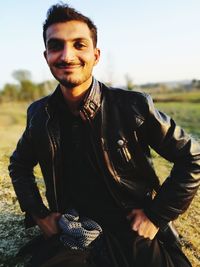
[1,0,200,88]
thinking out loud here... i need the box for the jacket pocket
[115,137,136,171]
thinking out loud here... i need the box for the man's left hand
[127,209,159,240]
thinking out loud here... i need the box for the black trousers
[106,230,192,267]
[24,229,191,267]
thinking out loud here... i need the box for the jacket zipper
[100,99,122,183]
[85,116,125,210]
[117,139,132,163]
[80,105,120,185]
[101,137,121,182]
[101,100,130,209]
[45,106,59,212]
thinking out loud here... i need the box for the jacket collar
[79,78,102,121]
[47,77,102,121]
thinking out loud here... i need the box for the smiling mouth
[55,62,82,70]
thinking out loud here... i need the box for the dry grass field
[0,101,199,266]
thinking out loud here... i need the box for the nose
[60,44,75,62]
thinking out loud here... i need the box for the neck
[60,77,93,115]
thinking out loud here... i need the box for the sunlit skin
[44,20,100,114]
[38,20,159,240]
[127,209,159,240]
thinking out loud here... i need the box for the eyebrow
[47,37,90,46]
[46,38,63,46]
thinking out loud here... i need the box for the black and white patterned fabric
[59,209,103,250]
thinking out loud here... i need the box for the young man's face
[44,20,100,89]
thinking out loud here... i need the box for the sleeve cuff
[26,204,51,219]
[144,206,169,229]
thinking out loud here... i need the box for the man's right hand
[32,212,61,239]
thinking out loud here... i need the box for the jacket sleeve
[143,94,200,228]
[8,106,50,218]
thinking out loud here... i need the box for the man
[9,3,200,267]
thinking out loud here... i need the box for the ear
[43,50,47,62]
[94,48,100,66]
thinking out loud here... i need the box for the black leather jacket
[9,79,200,228]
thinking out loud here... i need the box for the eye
[47,40,63,51]
[74,42,87,49]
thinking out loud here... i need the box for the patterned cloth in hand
[59,209,103,250]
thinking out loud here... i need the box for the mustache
[55,61,82,68]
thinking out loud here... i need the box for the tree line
[0,70,57,102]
[1,70,200,103]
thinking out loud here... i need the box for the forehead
[45,20,92,43]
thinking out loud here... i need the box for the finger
[137,222,144,234]
[147,227,159,240]
[140,224,158,240]
[131,218,142,231]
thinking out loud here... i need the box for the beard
[57,77,80,88]
[51,67,93,89]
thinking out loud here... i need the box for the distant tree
[12,70,32,83]
[125,74,134,90]
[18,80,39,101]
[38,80,58,96]
[104,52,115,86]
[0,83,19,102]
[192,79,200,89]
[104,82,113,87]
[0,70,57,102]
[12,70,39,101]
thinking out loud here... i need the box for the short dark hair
[43,3,98,47]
